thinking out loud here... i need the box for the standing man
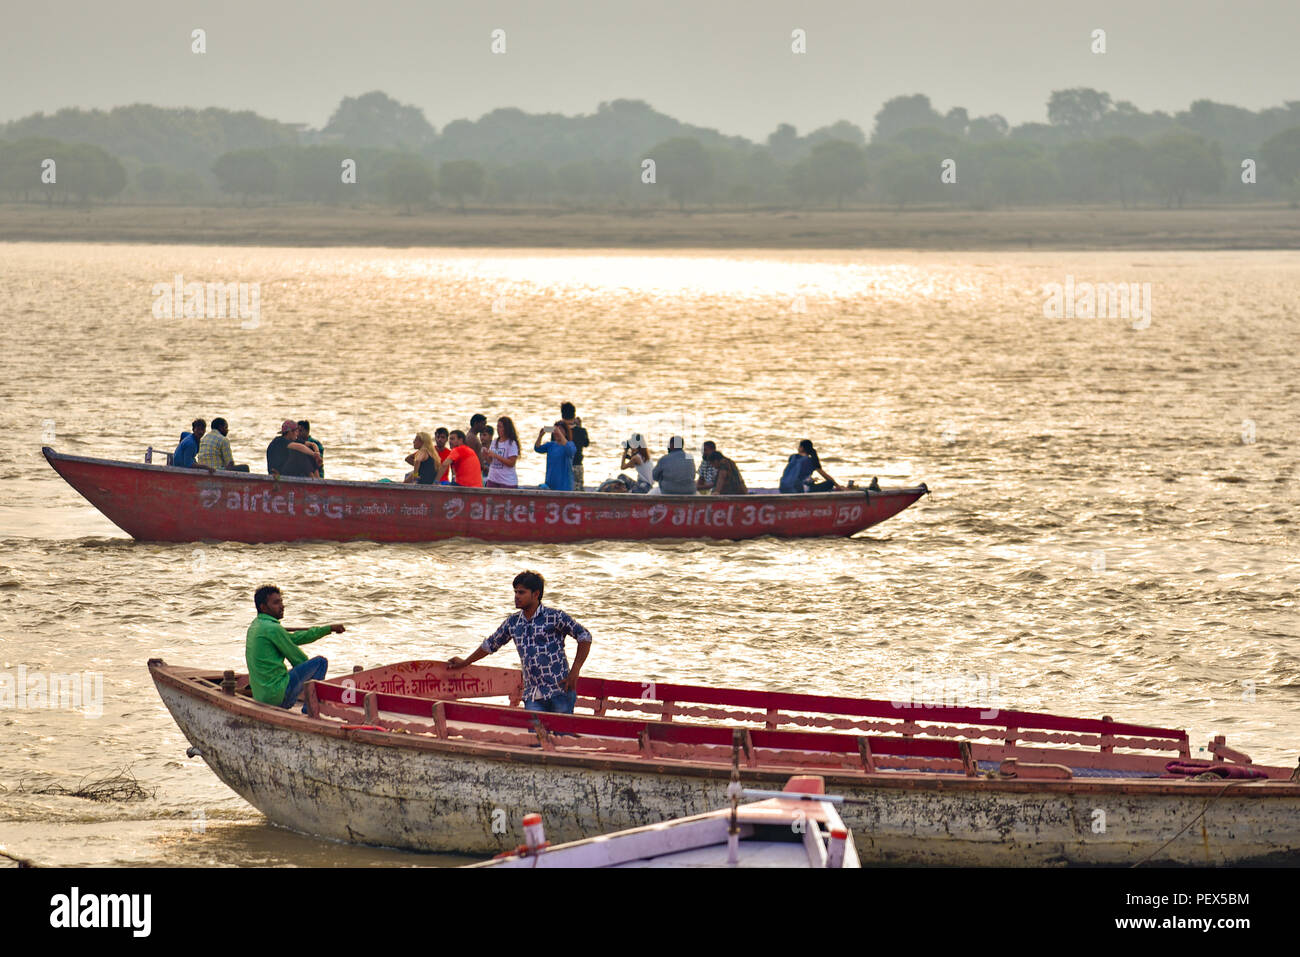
[465,414,488,462]
[652,435,698,495]
[433,429,484,487]
[196,417,249,472]
[696,440,718,492]
[173,418,206,468]
[560,402,590,491]
[447,571,592,714]
[245,585,346,713]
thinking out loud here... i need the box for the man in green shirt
[246,585,346,712]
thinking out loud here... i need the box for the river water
[0,243,1296,866]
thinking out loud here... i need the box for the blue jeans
[281,656,328,712]
[524,688,577,714]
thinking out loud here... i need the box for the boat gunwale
[43,446,927,503]
[149,660,1300,798]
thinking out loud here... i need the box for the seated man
[447,570,591,714]
[245,584,345,713]
[173,418,206,468]
[195,418,249,472]
[298,420,324,477]
[696,440,718,491]
[652,435,698,495]
[433,429,483,487]
[266,419,321,477]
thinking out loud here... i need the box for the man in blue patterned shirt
[447,570,592,713]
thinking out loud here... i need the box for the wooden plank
[857,737,875,772]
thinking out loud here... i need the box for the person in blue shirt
[173,418,206,468]
[780,439,846,493]
[534,421,577,491]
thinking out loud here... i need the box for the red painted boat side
[42,447,927,544]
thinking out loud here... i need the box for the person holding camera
[619,433,654,492]
[560,402,590,491]
[534,421,576,491]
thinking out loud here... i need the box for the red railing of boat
[308,679,974,773]
[336,661,1192,760]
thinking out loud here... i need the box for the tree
[322,91,436,151]
[890,127,962,155]
[969,141,1057,207]
[943,107,969,138]
[765,123,801,165]
[789,139,868,208]
[872,94,944,143]
[489,160,555,204]
[1094,136,1146,207]
[646,137,714,209]
[554,160,593,204]
[439,159,485,210]
[967,114,1009,143]
[0,137,63,202]
[804,120,866,147]
[137,165,169,198]
[1047,88,1113,138]
[1261,127,1300,190]
[383,155,434,213]
[212,150,277,203]
[279,146,353,202]
[45,143,126,204]
[877,152,942,208]
[168,170,205,203]
[1143,130,1223,207]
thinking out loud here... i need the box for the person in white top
[619,434,654,489]
[481,416,521,488]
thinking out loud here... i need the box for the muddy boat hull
[152,664,1300,865]
[45,448,925,544]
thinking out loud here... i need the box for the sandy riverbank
[1,203,1298,249]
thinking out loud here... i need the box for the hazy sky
[5,0,1298,139]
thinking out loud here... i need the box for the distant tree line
[4,89,1300,209]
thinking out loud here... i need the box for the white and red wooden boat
[44,448,926,544]
[150,658,1300,865]
[472,775,860,868]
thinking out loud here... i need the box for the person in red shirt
[433,429,483,487]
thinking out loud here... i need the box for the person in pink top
[481,416,521,488]
[433,430,483,487]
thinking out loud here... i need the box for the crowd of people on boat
[171,402,878,495]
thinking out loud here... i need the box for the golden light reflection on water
[0,244,1296,865]
[314,250,965,306]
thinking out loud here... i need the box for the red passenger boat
[43,447,927,544]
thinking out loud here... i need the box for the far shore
[1,203,1298,250]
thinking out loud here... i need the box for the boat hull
[44,448,925,544]
[153,665,1300,865]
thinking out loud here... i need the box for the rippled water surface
[0,243,1296,866]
